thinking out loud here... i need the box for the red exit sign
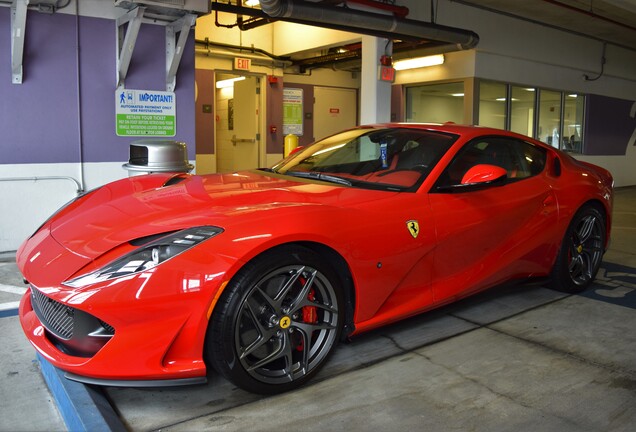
[234,57,251,71]
[379,66,395,82]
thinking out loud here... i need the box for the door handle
[231,134,256,145]
[543,194,556,207]
[542,193,557,215]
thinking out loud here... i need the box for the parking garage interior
[1,0,636,430]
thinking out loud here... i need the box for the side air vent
[163,174,188,187]
[553,157,562,177]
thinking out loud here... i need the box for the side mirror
[461,164,507,185]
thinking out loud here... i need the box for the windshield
[271,127,458,191]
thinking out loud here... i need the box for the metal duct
[259,0,479,49]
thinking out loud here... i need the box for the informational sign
[116,89,176,137]
[283,88,303,136]
[234,57,251,71]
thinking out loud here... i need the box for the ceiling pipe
[259,0,479,49]
[210,1,417,40]
[196,38,291,62]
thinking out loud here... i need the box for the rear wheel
[550,206,605,293]
[207,245,343,394]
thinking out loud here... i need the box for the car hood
[44,170,393,261]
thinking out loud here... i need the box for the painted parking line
[0,284,27,295]
[581,263,636,309]
[0,302,19,318]
[0,285,26,318]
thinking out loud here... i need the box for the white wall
[0,162,125,252]
[272,22,360,56]
[196,12,274,51]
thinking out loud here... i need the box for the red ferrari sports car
[18,124,613,394]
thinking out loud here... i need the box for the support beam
[360,35,392,124]
[11,0,28,84]
[166,13,196,92]
[116,6,145,89]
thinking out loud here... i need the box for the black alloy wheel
[207,245,343,394]
[550,205,606,293]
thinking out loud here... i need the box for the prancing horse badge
[406,220,419,239]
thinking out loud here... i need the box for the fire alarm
[270,125,277,133]
[380,55,393,66]
[268,75,279,84]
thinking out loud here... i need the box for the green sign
[116,89,176,136]
[283,88,303,136]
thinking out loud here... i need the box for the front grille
[30,286,116,357]
[31,287,74,339]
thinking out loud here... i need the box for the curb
[37,353,126,432]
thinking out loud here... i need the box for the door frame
[214,70,266,171]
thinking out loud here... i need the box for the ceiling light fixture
[393,54,444,71]
[245,0,260,6]
[216,76,246,89]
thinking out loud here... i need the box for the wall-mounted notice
[116,89,176,136]
[283,88,303,136]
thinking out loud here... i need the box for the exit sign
[234,57,251,71]
[379,66,395,82]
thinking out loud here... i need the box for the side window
[437,137,547,187]
[517,140,547,177]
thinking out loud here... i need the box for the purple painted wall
[585,94,636,155]
[0,9,195,164]
[391,84,404,122]
[266,77,284,154]
[195,69,215,154]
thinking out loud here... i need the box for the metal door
[314,87,357,141]
[216,75,260,172]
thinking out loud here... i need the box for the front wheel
[550,206,606,293]
[207,245,343,394]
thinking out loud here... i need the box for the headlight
[63,226,223,288]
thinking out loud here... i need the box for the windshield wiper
[284,171,352,186]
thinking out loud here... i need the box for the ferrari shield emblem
[406,220,419,239]
[279,316,291,329]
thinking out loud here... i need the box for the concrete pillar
[360,35,392,124]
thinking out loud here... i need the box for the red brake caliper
[296,288,318,352]
[303,289,318,324]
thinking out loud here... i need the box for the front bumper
[19,264,226,384]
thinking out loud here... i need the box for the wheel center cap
[279,316,291,329]
[577,245,583,254]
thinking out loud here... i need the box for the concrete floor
[1,187,635,432]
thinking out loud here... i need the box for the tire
[206,245,344,394]
[549,205,606,293]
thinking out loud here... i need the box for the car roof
[361,122,553,149]
[364,122,509,135]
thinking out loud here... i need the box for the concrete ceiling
[454,0,636,50]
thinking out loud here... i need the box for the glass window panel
[478,81,506,129]
[405,82,464,123]
[510,86,535,137]
[563,94,584,153]
[538,89,562,148]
